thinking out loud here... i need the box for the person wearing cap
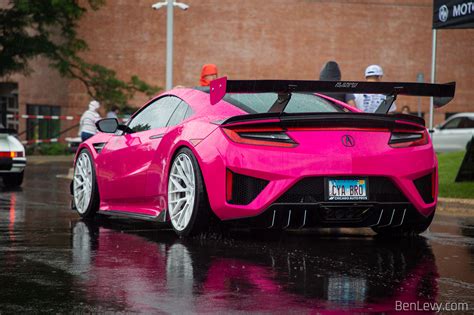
[79,100,102,141]
[354,65,397,113]
[200,64,218,86]
[319,61,356,107]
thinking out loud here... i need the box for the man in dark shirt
[319,61,356,107]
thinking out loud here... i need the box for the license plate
[327,178,368,201]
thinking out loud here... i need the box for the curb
[437,197,474,216]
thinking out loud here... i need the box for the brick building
[1,0,473,142]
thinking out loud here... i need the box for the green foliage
[437,151,474,199]
[26,143,69,156]
[0,0,160,108]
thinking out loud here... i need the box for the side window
[167,101,194,127]
[459,117,474,129]
[129,96,181,132]
[184,105,194,120]
[442,118,462,130]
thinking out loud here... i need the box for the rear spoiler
[209,77,456,111]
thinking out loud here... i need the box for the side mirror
[96,118,119,133]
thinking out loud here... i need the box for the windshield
[223,93,343,114]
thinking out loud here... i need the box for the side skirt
[98,210,164,222]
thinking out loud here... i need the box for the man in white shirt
[79,100,101,141]
[354,65,396,113]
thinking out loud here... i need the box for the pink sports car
[71,78,455,237]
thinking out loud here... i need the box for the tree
[0,0,160,108]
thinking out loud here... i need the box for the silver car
[431,113,474,152]
[0,124,26,187]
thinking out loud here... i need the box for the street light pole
[166,1,173,91]
[152,1,189,91]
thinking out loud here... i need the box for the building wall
[8,57,70,140]
[4,0,474,139]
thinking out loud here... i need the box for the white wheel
[73,150,98,217]
[168,153,196,231]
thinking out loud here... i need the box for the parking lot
[0,159,472,312]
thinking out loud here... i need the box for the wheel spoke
[170,176,186,192]
[170,198,186,216]
[175,160,189,186]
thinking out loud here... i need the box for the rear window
[223,93,343,114]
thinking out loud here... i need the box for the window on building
[0,83,19,130]
[26,104,61,140]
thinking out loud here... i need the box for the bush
[26,143,70,155]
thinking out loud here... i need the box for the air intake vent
[92,142,106,154]
[414,173,434,204]
[228,171,269,205]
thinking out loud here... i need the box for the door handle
[149,133,164,139]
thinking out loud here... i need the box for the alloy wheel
[73,152,93,214]
[168,153,196,231]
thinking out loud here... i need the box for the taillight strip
[222,128,297,148]
[0,152,23,158]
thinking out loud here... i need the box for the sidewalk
[437,197,474,216]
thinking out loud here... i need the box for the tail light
[0,151,23,158]
[222,127,297,148]
[389,130,428,148]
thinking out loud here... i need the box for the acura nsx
[71,78,455,237]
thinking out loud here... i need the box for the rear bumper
[0,157,26,173]
[196,129,437,221]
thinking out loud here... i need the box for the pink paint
[74,87,439,224]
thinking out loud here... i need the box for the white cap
[88,100,100,111]
[365,65,384,77]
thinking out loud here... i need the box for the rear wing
[209,77,456,113]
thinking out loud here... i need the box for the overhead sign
[433,0,474,29]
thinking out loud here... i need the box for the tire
[372,211,434,237]
[73,149,100,218]
[167,147,212,237]
[3,171,24,187]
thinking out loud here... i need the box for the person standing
[199,64,218,86]
[355,65,397,113]
[79,100,101,141]
[319,61,356,107]
[107,105,119,119]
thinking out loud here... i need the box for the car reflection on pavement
[71,220,438,313]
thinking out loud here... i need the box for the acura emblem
[342,135,355,147]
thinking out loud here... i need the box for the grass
[437,151,474,199]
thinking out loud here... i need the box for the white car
[431,113,474,152]
[0,125,26,187]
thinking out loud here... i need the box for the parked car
[71,78,455,237]
[431,113,474,152]
[65,136,82,153]
[0,125,26,187]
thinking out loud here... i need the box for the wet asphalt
[0,160,473,314]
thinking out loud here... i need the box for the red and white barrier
[7,114,76,120]
[21,139,59,145]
